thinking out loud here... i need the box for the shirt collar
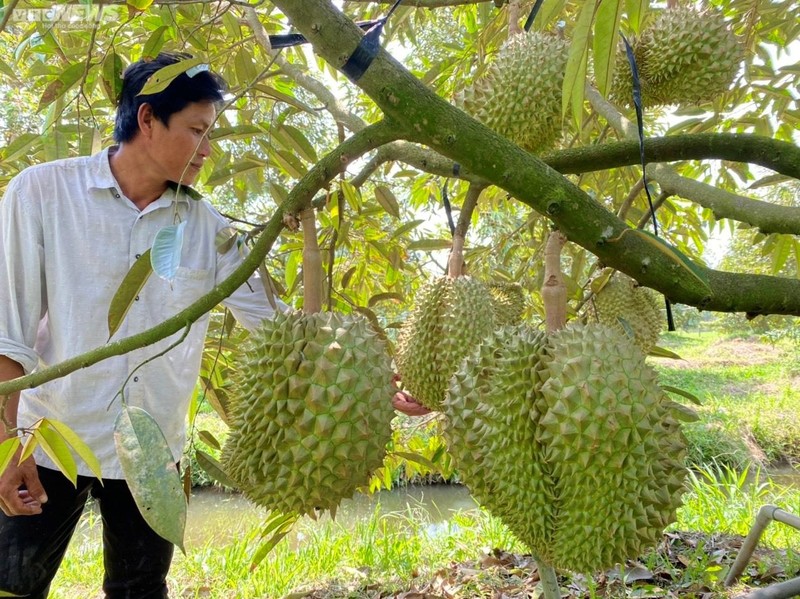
[86,146,202,203]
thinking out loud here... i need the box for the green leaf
[0,590,22,597]
[101,49,124,106]
[37,62,85,112]
[390,219,425,240]
[194,449,237,488]
[128,0,155,9]
[666,400,700,422]
[114,406,186,552]
[647,345,683,360]
[151,222,186,283]
[19,424,41,463]
[368,292,403,308]
[408,239,452,251]
[374,185,401,219]
[34,425,77,486]
[610,229,712,294]
[593,0,623,97]
[624,0,648,33]
[253,84,315,113]
[662,385,702,406]
[0,57,17,80]
[45,419,103,480]
[108,249,153,339]
[142,26,169,60]
[1,133,40,163]
[208,124,264,142]
[197,430,220,450]
[341,181,361,212]
[0,437,21,478]
[274,124,317,164]
[340,266,357,290]
[250,513,298,569]
[139,57,205,96]
[391,451,437,472]
[771,235,791,274]
[562,0,596,125]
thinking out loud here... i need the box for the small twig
[617,178,645,221]
[636,190,671,229]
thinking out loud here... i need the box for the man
[0,52,288,598]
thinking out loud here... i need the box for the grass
[652,330,800,469]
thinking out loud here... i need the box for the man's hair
[113,52,227,143]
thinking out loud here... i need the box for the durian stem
[448,182,486,278]
[301,208,323,314]
[507,0,523,36]
[533,557,562,599]
[542,230,567,333]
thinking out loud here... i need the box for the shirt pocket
[163,266,214,314]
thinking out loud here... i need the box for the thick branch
[586,86,800,235]
[344,0,492,6]
[0,120,398,397]
[271,0,800,317]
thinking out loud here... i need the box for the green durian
[489,282,526,326]
[221,310,395,517]
[611,7,740,107]
[455,31,569,153]
[591,272,662,353]
[395,276,495,410]
[443,322,688,573]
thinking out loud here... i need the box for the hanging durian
[611,6,740,107]
[443,232,688,576]
[489,282,526,326]
[455,31,569,153]
[590,271,662,353]
[221,209,395,518]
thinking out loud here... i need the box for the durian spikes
[301,208,323,314]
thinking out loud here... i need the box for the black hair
[113,51,227,143]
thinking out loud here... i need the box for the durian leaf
[46,418,103,481]
[407,239,452,251]
[0,437,21,478]
[593,0,623,97]
[616,316,636,341]
[609,229,711,294]
[215,226,238,254]
[341,266,357,290]
[250,513,299,569]
[199,377,231,425]
[392,451,437,472]
[114,406,186,553]
[19,426,41,463]
[374,185,401,219]
[33,424,77,486]
[141,26,169,61]
[648,345,683,360]
[101,50,124,106]
[108,249,153,339]
[666,400,700,422]
[390,219,425,240]
[528,0,567,31]
[151,222,187,283]
[194,449,237,488]
[662,385,702,406]
[197,430,221,450]
[182,464,192,501]
[138,57,204,96]
[368,292,403,307]
[590,268,615,294]
[0,590,22,597]
[561,0,596,125]
[624,0,649,33]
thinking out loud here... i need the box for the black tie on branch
[523,0,546,32]
[442,182,456,238]
[621,33,676,331]
[342,0,404,82]
[269,20,381,48]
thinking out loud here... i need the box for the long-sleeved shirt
[0,147,282,478]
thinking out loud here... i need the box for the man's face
[149,100,215,186]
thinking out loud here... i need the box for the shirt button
[133,376,139,382]
[135,253,141,259]
[134,295,140,301]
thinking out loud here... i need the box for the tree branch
[585,86,800,235]
[343,0,492,6]
[0,120,400,397]
[270,0,800,317]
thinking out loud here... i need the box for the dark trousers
[0,465,173,598]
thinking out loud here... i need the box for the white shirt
[0,147,281,478]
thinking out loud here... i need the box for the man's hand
[391,374,432,417]
[0,450,47,516]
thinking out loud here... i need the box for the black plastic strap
[341,0,403,82]
[523,0,546,32]
[621,33,675,331]
[442,183,456,238]
[269,20,380,49]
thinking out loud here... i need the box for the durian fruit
[221,310,395,517]
[443,321,688,573]
[488,282,526,326]
[395,276,495,410]
[611,7,740,106]
[455,31,570,153]
[591,272,662,353]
